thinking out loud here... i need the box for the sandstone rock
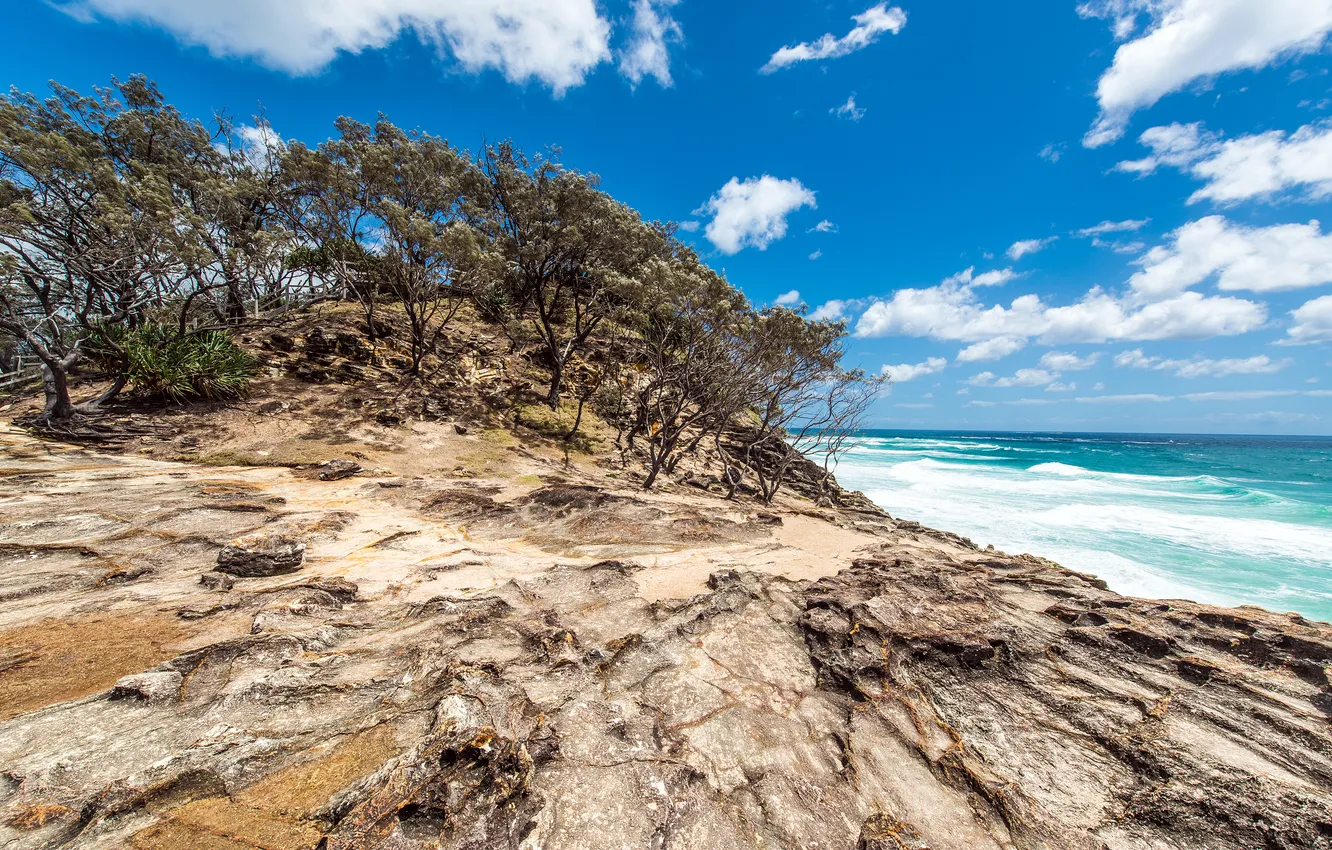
[109,670,182,705]
[216,536,306,577]
[199,571,235,591]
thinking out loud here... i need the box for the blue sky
[7,0,1332,434]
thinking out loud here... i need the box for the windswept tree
[733,308,877,505]
[469,142,663,408]
[282,118,382,337]
[357,119,478,374]
[0,78,189,419]
[627,252,751,489]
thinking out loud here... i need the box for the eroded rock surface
[0,427,1329,850]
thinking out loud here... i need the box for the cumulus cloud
[881,357,947,383]
[809,299,854,322]
[1285,294,1332,343]
[1130,216,1332,297]
[775,289,802,307]
[831,94,866,121]
[1080,0,1332,147]
[1007,237,1057,260]
[808,250,823,261]
[695,176,817,254]
[58,0,616,92]
[1046,382,1078,392]
[676,220,700,233]
[1113,348,1291,377]
[956,336,1028,363]
[853,270,1265,345]
[945,266,1019,288]
[762,3,906,73]
[969,368,1062,388]
[1039,351,1102,370]
[808,220,838,233]
[619,0,683,88]
[1118,121,1332,204]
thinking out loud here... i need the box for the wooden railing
[0,353,42,390]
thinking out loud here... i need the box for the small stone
[110,671,183,705]
[217,536,306,577]
[454,424,469,435]
[199,571,235,591]
[317,459,362,481]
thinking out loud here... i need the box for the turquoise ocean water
[832,431,1332,623]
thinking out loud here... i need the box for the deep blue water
[832,431,1332,623]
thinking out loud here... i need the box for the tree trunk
[546,357,563,410]
[42,363,76,421]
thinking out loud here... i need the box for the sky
[5,0,1332,435]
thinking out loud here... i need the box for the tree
[732,309,855,505]
[0,78,187,419]
[282,119,383,338]
[626,254,751,489]
[469,143,662,408]
[357,120,478,375]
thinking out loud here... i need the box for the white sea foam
[836,436,1332,620]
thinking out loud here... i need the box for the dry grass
[0,614,193,721]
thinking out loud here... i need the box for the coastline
[2,422,1331,848]
[834,429,1332,625]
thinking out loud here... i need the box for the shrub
[86,323,257,402]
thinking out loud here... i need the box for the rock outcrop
[0,427,1328,850]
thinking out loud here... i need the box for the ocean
[832,431,1332,624]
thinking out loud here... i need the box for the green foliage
[85,323,256,402]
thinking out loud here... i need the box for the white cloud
[944,266,1019,288]
[853,271,1265,345]
[1039,351,1102,371]
[1039,143,1066,163]
[967,398,1057,408]
[1007,237,1057,260]
[969,368,1062,388]
[60,0,615,92]
[1075,393,1174,404]
[1130,216,1332,297]
[1183,389,1299,401]
[1080,0,1332,147]
[677,220,700,232]
[762,3,906,72]
[619,0,682,88]
[1113,348,1291,377]
[808,220,838,233]
[775,289,802,307]
[1118,121,1332,204]
[1046,382,1078,392]
[882,357,947,383]
[1077,218,1151,237]
[809,299,855,322]
[956,336,1028,363]
[696,176,817,254]
[1285,294,1332,343]
[808,250,823,261]
[831,94,866,121]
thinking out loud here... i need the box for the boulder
[110,671,183,705]
[317,459,362,481]
[199,571,235,591]
[217,536,306,577]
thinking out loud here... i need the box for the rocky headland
[1,409,1330,850]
